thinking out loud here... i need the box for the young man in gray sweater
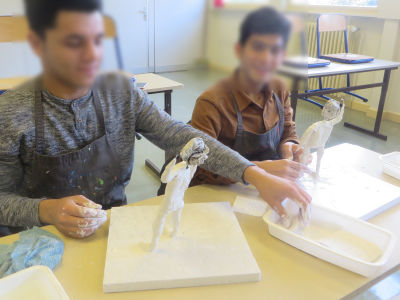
[0,0,310,238]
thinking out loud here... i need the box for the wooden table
[0,143,399,300]
[279,59,400,141]
[0,73,184,176]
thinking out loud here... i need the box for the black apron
[28,81,126,209]
[232,92,284,161]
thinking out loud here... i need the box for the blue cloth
[0,227,64,278]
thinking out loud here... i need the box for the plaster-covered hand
[253,159,310,181]
[278,198,312,229]
[280,142,303,162]
[38,195,107,239]
[243,166,312,219]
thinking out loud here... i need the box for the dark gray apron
[28,81,127,210]
[232,92,284,161]
[0,82,127,236]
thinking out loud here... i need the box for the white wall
[0,0,208,77]
[0,0,129,77]
[0,0,40,77]
[154,0,207,72]
[102,0,151,73]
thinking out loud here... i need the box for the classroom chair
[314,14,368,104]
[286,13,325,109]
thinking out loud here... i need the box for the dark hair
[239,7,291,46]
[24,0,103,37]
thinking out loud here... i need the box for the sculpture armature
[150,137,209,251]
[300,99,345,177]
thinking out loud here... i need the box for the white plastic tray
[380,152,400,180]
[0,266,69,300]
[263,204,396,277]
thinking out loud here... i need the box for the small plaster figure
[300,99,345,177]
[150,138,209,251]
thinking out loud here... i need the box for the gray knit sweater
[0,72,252,227]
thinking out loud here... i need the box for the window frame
[291,0,378,8]
[216,1,378,17]
[287,2,379,17]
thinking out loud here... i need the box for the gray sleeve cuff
[0,196,46,227]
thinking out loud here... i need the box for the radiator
[305,22,362,99]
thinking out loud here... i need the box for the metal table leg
[145,90,173,177]
[290,77,300,121]
[344,69,392,141]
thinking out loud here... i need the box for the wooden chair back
[318,14,347,33]
[0,15,123,69]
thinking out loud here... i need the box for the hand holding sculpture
[150,138,209,251]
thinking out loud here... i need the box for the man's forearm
[136,96,253,184]
[0,193,44,227]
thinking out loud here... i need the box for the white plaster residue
[317,231,383,263]
[233,196,268,217]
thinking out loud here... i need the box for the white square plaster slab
[103,202,261,293]
[300,166,400,220]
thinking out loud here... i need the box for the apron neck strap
[272,92,285,125]
[91,82,106,132]
[34,77,45,153]
[231,93,244,131]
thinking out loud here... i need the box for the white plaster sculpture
[150,138,209,251]
[300,99,345,177]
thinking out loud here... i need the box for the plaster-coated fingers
[271,201,287,220]
[293,147,304,162]
[283,160,311,180]
[59,214,107,228]
[61,197,106,219]
[64,224,100,239]
[71,195,102,209]
[299,204,312,227]
[287,183,312,211]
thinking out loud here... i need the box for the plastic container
[263,204,396,277]
[0,266,70,300]
[380,152,400,180]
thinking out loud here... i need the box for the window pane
[224,0,267,2]
[292,0,378,6]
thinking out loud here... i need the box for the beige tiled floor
[126,69,400,203]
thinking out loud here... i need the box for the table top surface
[133,72,183,93]
[1,143,399,300]
[279,58,400,79]
[0,72,184,93]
